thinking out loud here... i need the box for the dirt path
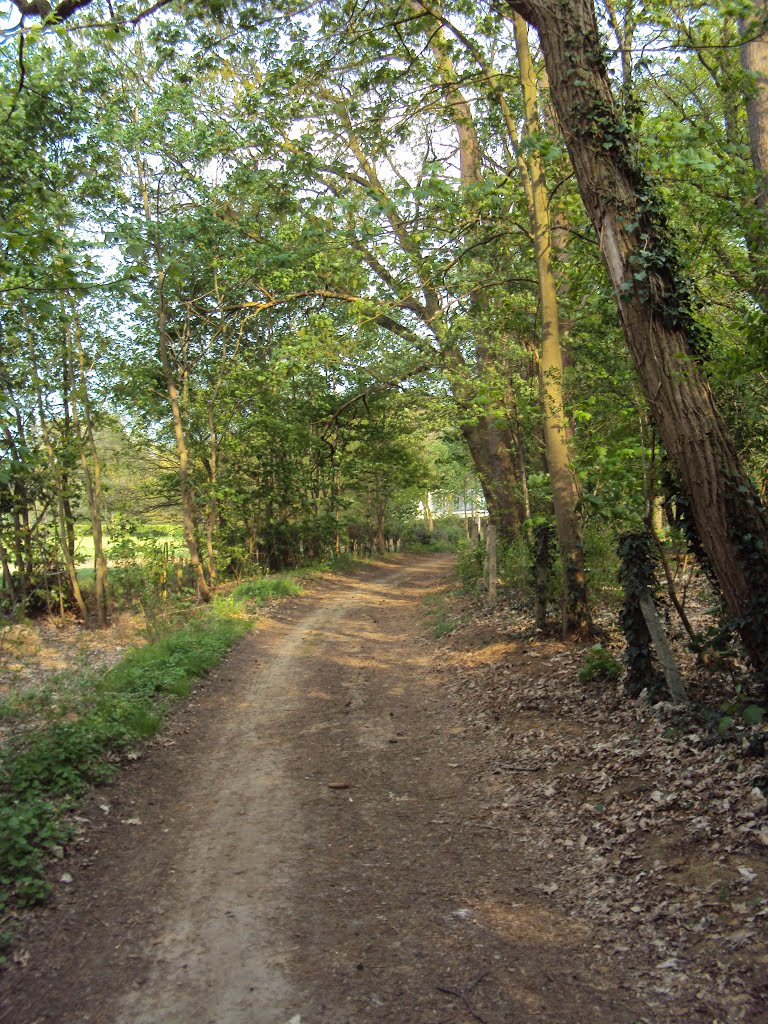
[3,556,656,1024]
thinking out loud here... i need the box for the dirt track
[2,556,656,1024]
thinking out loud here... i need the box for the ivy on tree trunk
[505,0,768,684]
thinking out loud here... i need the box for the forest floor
[0,553,766,1024]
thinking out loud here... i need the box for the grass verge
[0,586,274,913]
[231,576,304,604]
[0,554,383,915]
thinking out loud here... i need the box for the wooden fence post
[486,524,497,610]
[469,519,479,548]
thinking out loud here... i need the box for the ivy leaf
[742,705,765,727]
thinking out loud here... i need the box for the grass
[0,568,308,914]
[0,608,250,910]
[403,539,457,554]
[231,577,304,604]
[0,554,371,915]
[422,592,460,638]
[74,527,186,566]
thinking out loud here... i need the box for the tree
[406,1,592,636]
[504,0,768,679]
[740,0,768,218]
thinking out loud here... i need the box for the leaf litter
[437,597,767,1023]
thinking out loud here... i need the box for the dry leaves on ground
[436,600,768,1023]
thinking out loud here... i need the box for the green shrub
[455,540,484,594]
[499,535,535,603]
[0,797,67,908]
[583,524,622,610]
[422,593,459,637]
[579,644,622,685]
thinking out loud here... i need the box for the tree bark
[505,0,768,680]
[741,1,768,216]
[66,310,109,627]
[513,13,592,639]
[461,418,523,541]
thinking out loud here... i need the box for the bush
[579,644,622,686]
[499,535,535,604]
[584,523,622,610]
[456,540,484,594]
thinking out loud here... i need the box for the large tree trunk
[506,0,768,680]
[461,418,523,542]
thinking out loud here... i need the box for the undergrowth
[422,592,460,638]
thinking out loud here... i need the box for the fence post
[486,524,497,609]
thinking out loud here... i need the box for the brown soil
[0,555,765,1024]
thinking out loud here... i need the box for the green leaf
[742,705,765,726]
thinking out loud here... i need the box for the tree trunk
[27,335,89,624]
[133,129,211,604]
[413,7,524,544]
[157,281,211,603]
[741,1,768,216]
[513,13,592,639]
[417,3,589,633]
[66,314,109,628]
[205,406,218,591]
[461,418,523,542]
[506,0,768,681]
[423,494,434,533]
[3,422,30,608]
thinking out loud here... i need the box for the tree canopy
[2,0,768,680]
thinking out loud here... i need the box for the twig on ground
[436,970,490,1024]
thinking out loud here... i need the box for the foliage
[455,540,485,595]
[716,683,767,735]
[231,577,304,605]
[1,0,767,691]
[500,534,536,605]
[400,515,465,551]
[579,644,622,686]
